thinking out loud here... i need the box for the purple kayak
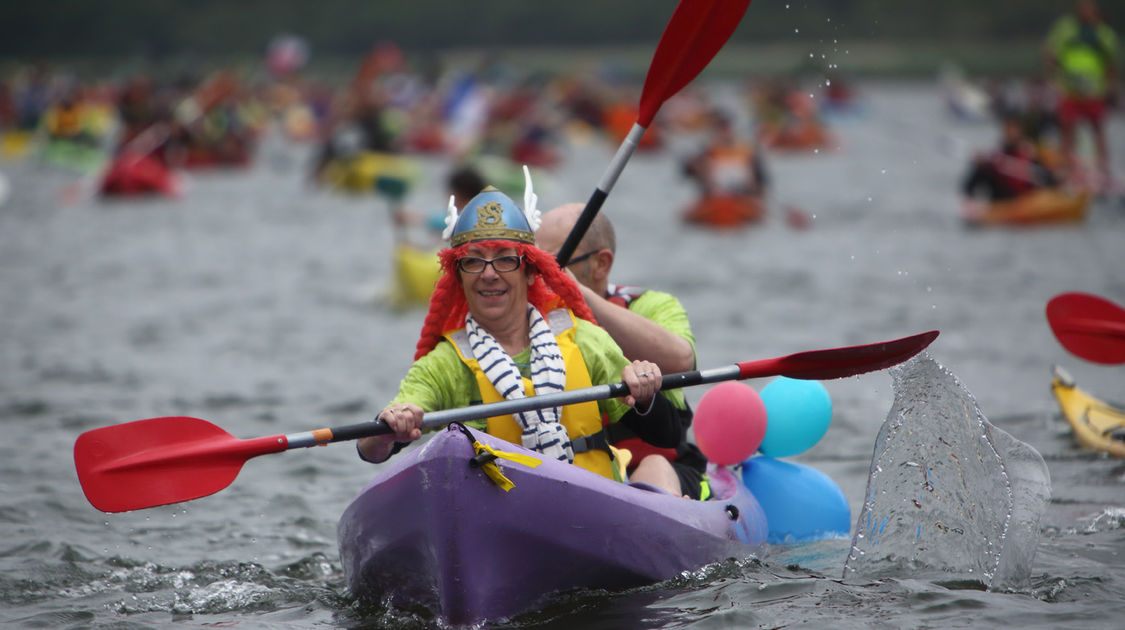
[337,424,768,625]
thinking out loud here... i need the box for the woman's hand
[379,402,424,442]
[357,402,424,463]
[621,360,662,410]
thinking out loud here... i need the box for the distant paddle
[555,0,752,265]
[1046,292,1125,364]
[75,330,938,513]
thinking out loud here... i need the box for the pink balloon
[693,381,768,466]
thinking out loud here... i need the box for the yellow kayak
[1,129,34,159]
[320,151,418,195]
[386,243,440,309]
[1051,366,1125,458]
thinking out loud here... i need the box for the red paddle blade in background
[639,0,752,127]
[1047,292,1125,365]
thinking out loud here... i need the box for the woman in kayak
[357,169,684,492]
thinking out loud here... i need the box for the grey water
[2,81,1124,629]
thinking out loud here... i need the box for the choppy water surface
[2,81,1124,629]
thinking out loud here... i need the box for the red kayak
[100,151,182,198]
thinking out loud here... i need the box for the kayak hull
[683,194,765,228]
[963,189,1089,227]
[1052,370,1125,458]
[320,151,418,195]
[338,425,767,624]
[100,152,182,198]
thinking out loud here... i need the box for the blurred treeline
[2,0,1121,77]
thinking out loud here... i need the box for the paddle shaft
[555,0,751,266]
[292,359,734,448]
[280,329,940,449]
[555,125,644,265]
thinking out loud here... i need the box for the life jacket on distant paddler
[44,102,85,138]
[704,142,758,194]
[444,308,616,480]
[601,283,681,470]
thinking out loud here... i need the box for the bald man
[537,203,709,500]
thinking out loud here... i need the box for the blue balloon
[741,456,850,543]
[758,377,832,457]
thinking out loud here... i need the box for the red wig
[414,240,596,359]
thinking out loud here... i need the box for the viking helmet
[443,166,541,246]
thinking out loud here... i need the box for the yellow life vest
[444,308,615,480]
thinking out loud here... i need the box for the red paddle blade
[638,0,752,127]
[738,330,940,380]
[1047,292,1125,365]
[74,416,287,513]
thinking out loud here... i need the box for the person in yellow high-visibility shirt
[1045,0,1120,191]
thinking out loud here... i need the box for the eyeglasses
[457,255,524,274]
[564,251,597,267]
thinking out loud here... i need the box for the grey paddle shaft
[322,362,744,443]
[415,362,741,431]
[555,123,647,266]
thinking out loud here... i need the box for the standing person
[357,178,688,496]
[535,203,711,500]
[1044,0,1120,191]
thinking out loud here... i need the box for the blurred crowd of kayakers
[0,30,846,225]
[0,1,1117,230]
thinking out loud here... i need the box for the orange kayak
[683,194,765,228]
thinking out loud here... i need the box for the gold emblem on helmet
[474,201,506,230]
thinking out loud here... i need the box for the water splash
[843,355,1050,590]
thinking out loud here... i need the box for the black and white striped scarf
[465,306,573,462]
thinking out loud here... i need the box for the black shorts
[673,461,709,500]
